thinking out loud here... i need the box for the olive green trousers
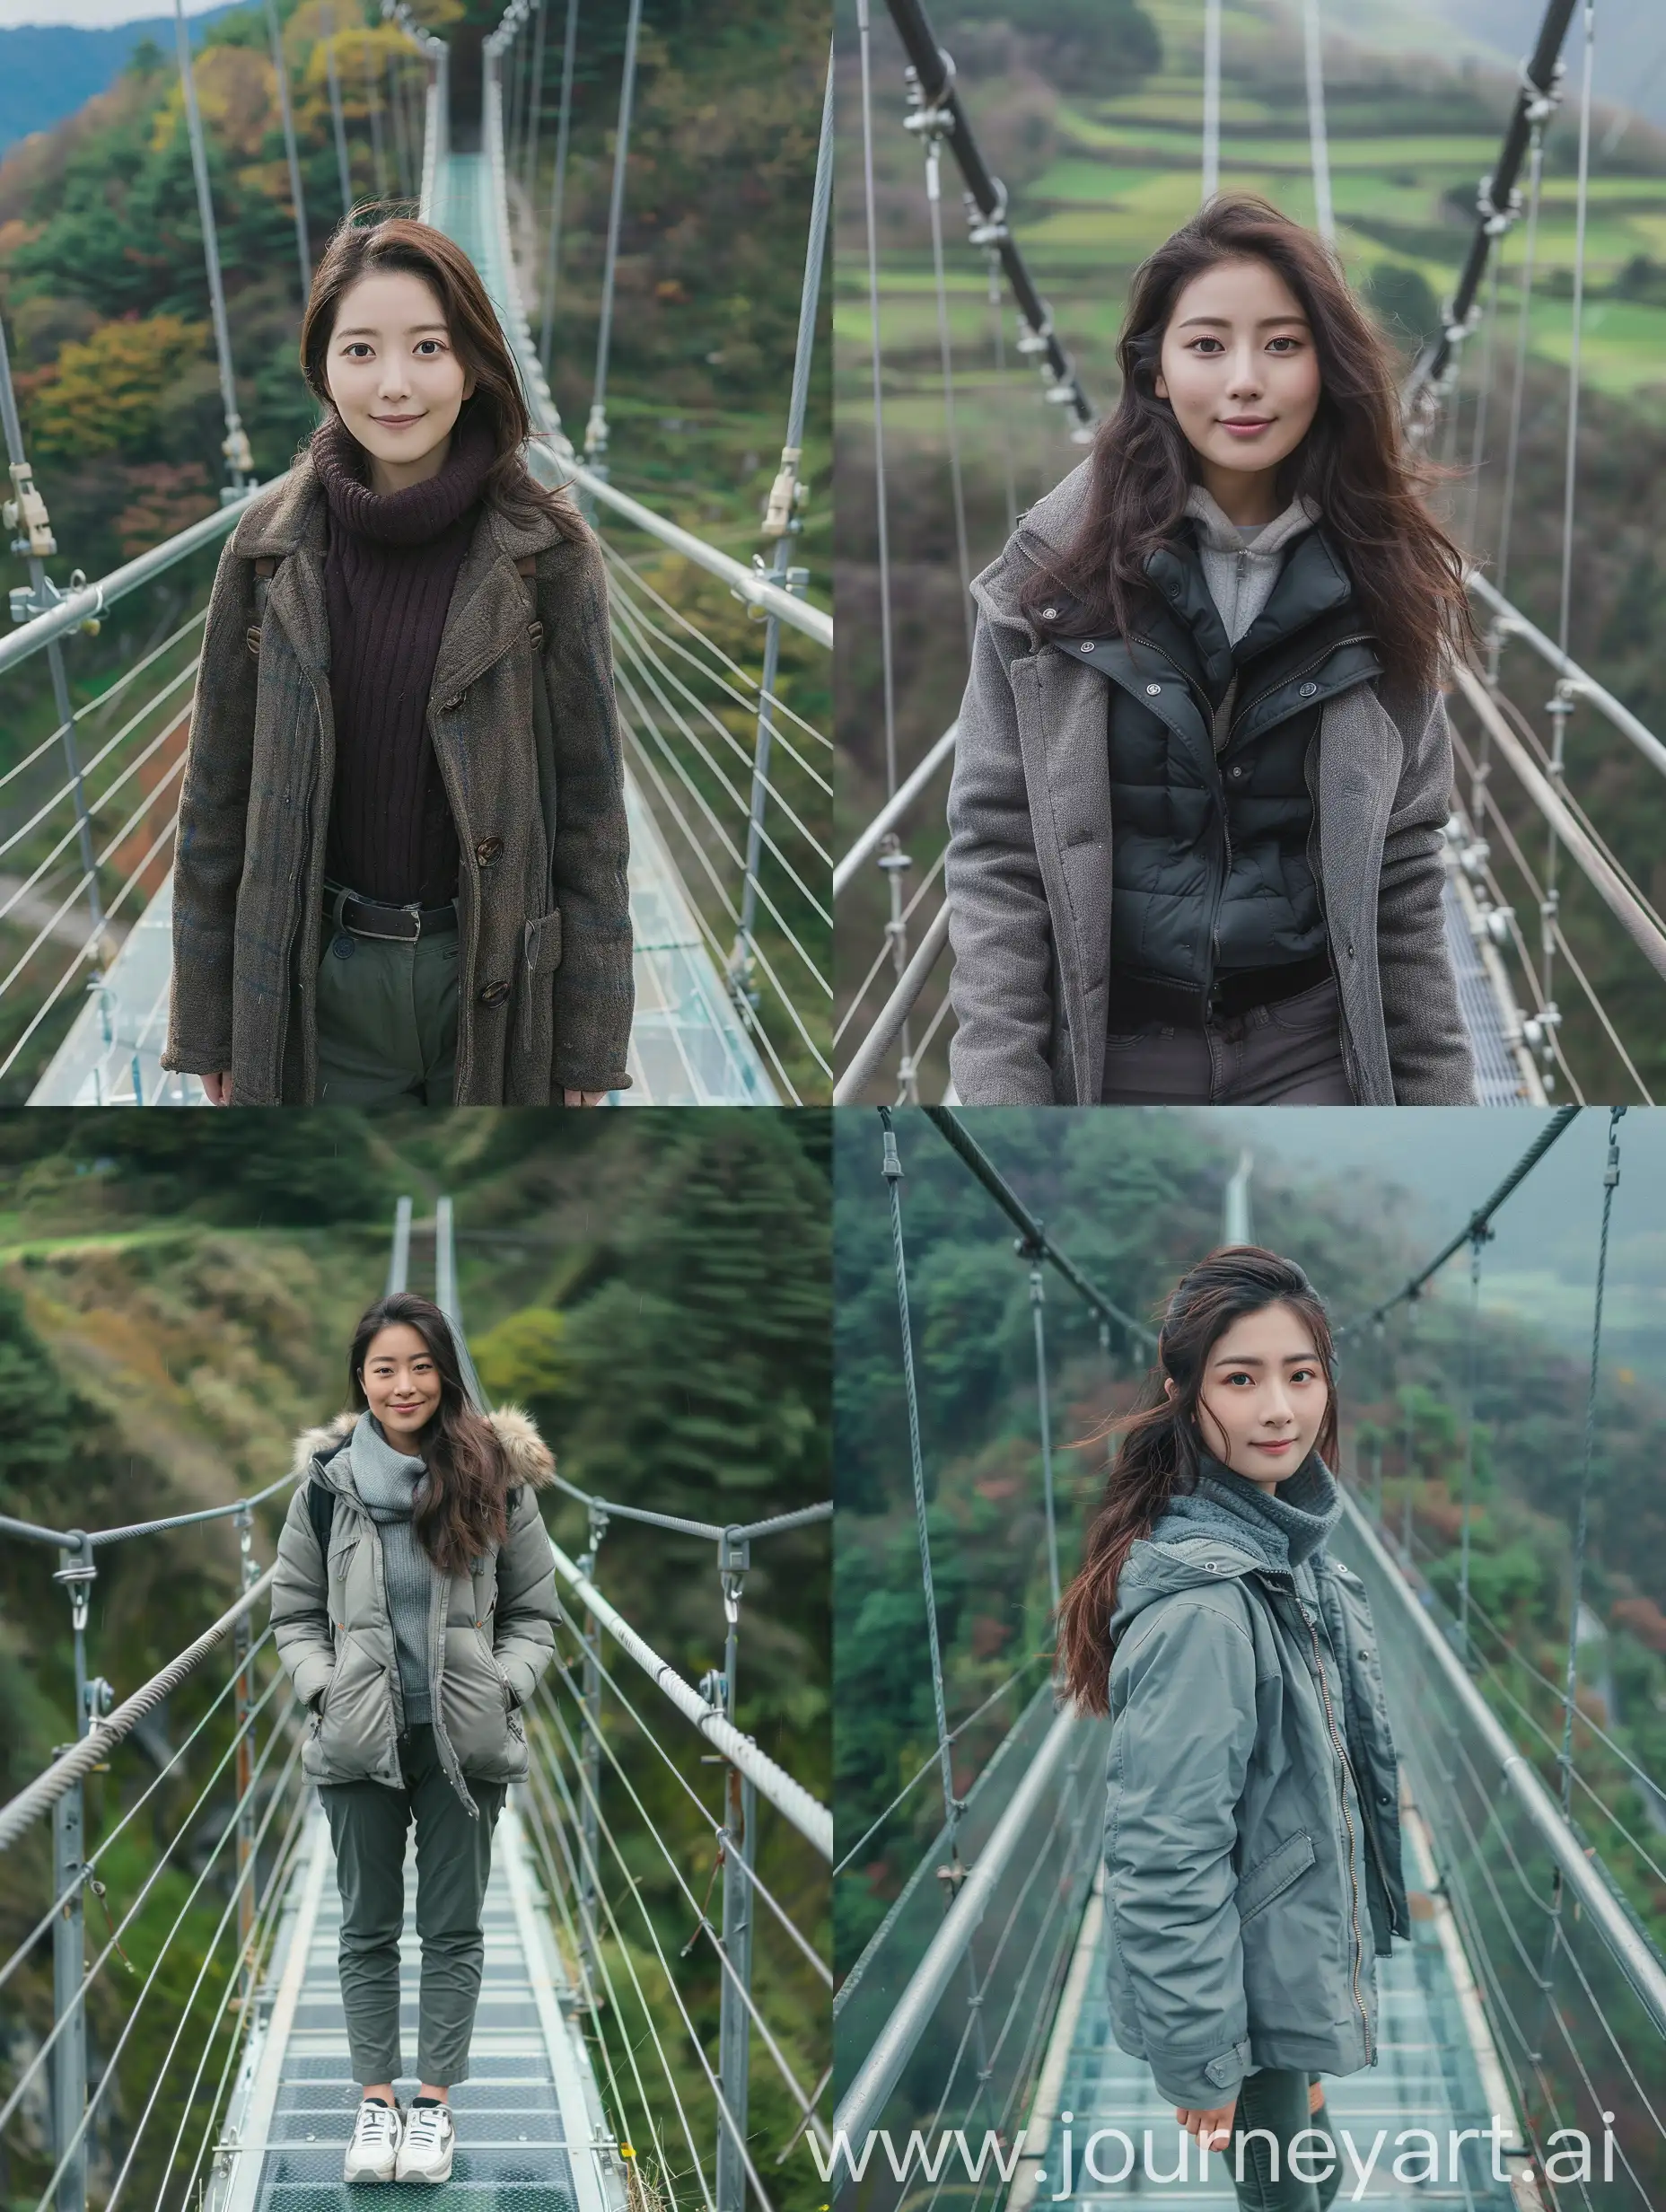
[312,919,459,1106]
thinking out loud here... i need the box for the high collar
[1162,1447,1342,1574]
[311,400,496,549]
[1183,479,1318,563]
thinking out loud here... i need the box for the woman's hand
[563,1089,607,1107]
[202,1072,232,1106]
[1174,2102,1236,2150]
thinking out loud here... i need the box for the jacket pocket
[1237,1828,1316,1922]
[523,909,563,975]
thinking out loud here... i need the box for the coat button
[1082,641,1096,653]
[1145,683,1162,695]
[1379,1790,1392,1806]
[1299,680,1319,698]
[1042,606,1058,619]
[475,837,504,865]
[478,980,510,1005]
[1229,765,1243,778]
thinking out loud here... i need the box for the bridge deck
[1035,1815,1516,2208]
[212,1799,622,2212]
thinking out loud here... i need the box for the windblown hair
[348,1291,512,1576]
[1019,194,1475,695]
[1056,1245,1338,1716]
[299,208,586,544]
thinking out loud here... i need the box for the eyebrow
[1210,1351,1319,1367]
[1178,314,1310,330]
[336,323,450,339]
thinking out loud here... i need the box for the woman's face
[323,268,475,495]
[1180,1301,1328,1488]
[361,1322,443,1447]
[1153,254,1321,519]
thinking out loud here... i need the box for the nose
[1224,345,1264,399]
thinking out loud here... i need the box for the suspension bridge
[0,1194,833,2212]
[0,0,832,1105]
[831,1104,1666,2210]
[833,0,1666,1110]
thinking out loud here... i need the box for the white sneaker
[344,2097,403,2183]
[394,2102,455,2184]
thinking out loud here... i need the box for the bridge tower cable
[263,0,313,302]
[320,0,355,219]
[360,22,389,202]
[1301,0,1334,243]
[520,0,549,206]
[170,0,252,500]
[1201,0,1221,203]
[583,0,643,473]
[536,0,579,377]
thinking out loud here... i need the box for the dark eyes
[1223,1365,1320,1385]
[342,340,446,358]
[1188,335,1302,355]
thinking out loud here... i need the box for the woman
[271,1291,558,2184]
[163,211,634,1107]
[944,193,1477,1106]
[1057,1247,1408,2212]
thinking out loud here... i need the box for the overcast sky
[0,0,226,23]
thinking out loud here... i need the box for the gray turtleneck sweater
[1161,1444,1342,1585]
[347,1409,436,1725]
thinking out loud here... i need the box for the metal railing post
[576,1506,607,1984]
[233,1505,259,2018]
[49,1534,99,2212]
[1027,1249,1060,1618]
[714,1533,752,2212]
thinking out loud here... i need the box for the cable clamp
[1518,52,1565,126]
[759,446,804,541]
[4,459,57,558]
[966,174,1009,248]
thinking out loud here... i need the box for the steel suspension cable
[878,1107,960,1856]
[320,0,355,217]
[362,28,388,201]
[1557,1105,1623,1819]
[537,0,579,376]
[915,73,973,659]
[584,0,643,470]
[1556,0,1595,665]
[1301,0,1334,244]
[521,0,548,204]
[170,0,250,497]
[1202,0,1221,203]
[1458,1225,1485,1668]
[264,0,311,299]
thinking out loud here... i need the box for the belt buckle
[402,900,425,943]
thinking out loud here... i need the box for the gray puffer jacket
[1102,1452,1408,2108]
[271,1403,559,1818]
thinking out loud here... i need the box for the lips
[373,415,422,426]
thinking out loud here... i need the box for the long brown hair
[1056,1246,1338,1716]
[1019,193,1475,697]
[348,1291,512,1576]
[299,207,587,543]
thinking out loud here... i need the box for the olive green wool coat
[270,1403,559,1817]
[162,455,635,1103]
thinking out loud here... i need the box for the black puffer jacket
[1053,520,1381,997]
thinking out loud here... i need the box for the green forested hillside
[0,1110,830,2212]
[832,1109,1666,1980]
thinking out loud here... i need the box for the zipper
[1304,1609,1372,2062]
[1127,631,1232,1001]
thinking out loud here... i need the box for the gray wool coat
[943,461,1478,1105]
[271,1402,560,1818]
[162,453,635,1104]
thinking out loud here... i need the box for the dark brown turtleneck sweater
[311,402,496,908]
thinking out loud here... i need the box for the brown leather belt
[324,880,458,942]
[1109,952,1334,1031]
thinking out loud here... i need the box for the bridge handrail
[0,487,266,681]
[547,1538,832,1861]
[831,1701,1078,2143]
[1338,1485,1666,2039]
[1469,572,1666,781]
[0,1565,277,1854]
[832,901,949,1102]
[834,721,957,899]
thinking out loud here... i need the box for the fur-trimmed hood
[289,1403,556,1493]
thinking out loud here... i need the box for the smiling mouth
[1253,1437,1295,1451]
[373,414,422,426]
[1222,417,1272,429]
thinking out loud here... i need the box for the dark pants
[1227,2069,1342,2212]
[317,1724,504,2088]
[1098,974,1355,1104]
[312,919,460,1105]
